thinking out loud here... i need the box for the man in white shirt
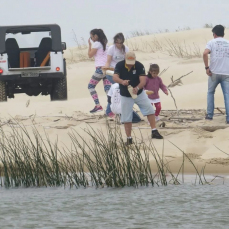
[203,25,229,124]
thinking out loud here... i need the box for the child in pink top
[87,29,111,114]
[144,64,168,121]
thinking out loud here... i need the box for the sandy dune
[1,28,229,174]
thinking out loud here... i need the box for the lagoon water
[0,176,228,229]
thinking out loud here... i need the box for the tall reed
[0,121,207,188]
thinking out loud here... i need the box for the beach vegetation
[0,121,208,189]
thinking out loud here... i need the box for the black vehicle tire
[50,60,67,101]
[50,76,67,101]
[0,81,7,102]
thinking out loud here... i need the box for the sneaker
[108,112,115,118]
[125,137,133,145]
[152,129,163,139]
[205,115,213,120]
[90,106,103,113]
[155,116,160,122]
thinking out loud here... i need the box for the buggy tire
[50,76,67,101]
[0,81,7,102]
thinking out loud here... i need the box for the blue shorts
[120,91,155,123]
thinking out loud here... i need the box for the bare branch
[166,71,193,115]
[168,71,193,88]
[167,88,178,114]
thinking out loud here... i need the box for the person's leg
[102,75,112,115]
[88,68,104,112]
[124,123,132,137]
[207,74,220,119]
[106,102,112,115]
[220,75,229,123]
[106,74,115,84]
[154,102,161,121]
[154,102,161,116]
[121,96,134,143]
[147,114,156,129]
[132,111,141,123]
[102,75,112,95]
[135,91,163,139]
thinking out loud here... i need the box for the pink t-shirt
[92,41,107,67]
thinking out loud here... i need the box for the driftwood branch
[167,88,178,114]
[167,71,193,88]
[168,117,202,121]
[161,109,205,111]
[131,126,229,131]
[216,107,225,115]
[167,71,193,115]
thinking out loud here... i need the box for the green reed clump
[0,125,64,188]
[66,122,158,188]
[0,121,205,188]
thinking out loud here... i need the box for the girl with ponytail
[87,29,111,114]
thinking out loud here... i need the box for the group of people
[87,25,229,145]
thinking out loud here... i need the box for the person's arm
[104,55,112,68]
[143,77,148,90]
[159,78,168,95]
[133,63,146,94]
[113,63,129,86]
[133,76,146,94]
[113,74,129,85]
[88,39,98,58]
[203,48,212,76]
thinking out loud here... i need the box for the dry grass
[65,30,94,64]
[125,36,201,58]
[203,23,213,28]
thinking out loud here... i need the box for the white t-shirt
[107,45,129,68]
[206,37,229,75]
[92,41,108,67]
[107,83,121,114]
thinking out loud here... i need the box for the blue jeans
[106,102,112,115]
[106,74,115,115]
[207,74,229,121]
[106,74,115,84]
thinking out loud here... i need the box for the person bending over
[113,52,163,145]
[107,83,142,123]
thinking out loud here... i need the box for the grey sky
[1,0,229,47]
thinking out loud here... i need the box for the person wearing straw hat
[113,52,163,145]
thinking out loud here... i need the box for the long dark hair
[90,29,108,51]
[113,33,125,53]
[147,64,160,78]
